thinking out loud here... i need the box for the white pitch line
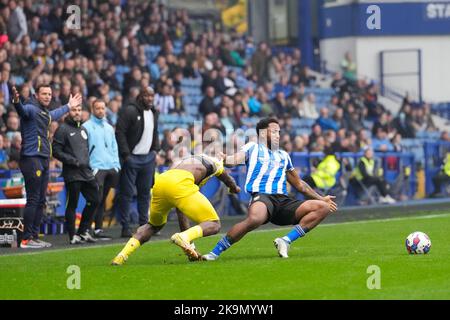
[1,212,449,258]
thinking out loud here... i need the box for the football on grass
[406,231,431,254]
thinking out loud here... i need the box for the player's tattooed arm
[287,169,338,212]
[217,170,241,194]
[286,169,324,200]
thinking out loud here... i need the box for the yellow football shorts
[149,169,220,227]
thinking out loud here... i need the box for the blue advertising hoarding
[321,1,450,38]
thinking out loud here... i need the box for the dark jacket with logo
[115,100,160,162]
[13,97,69,158]
[52,117,94,183]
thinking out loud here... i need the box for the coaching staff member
[11,84,82,249]
[116,86,160,237]
[53,104,99,245]
[83,99,121,240]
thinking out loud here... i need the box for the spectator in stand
[251,42,270,85]
[310,135,326,152]
[293,136,307,152]
[303,93,319,119]
[316,108,339,132]
[5,114,19,140]
[0,63,12,106]
[298,66,316,87]
[308,123,322,149]
[257,89,273,116]
[421,103,437,131]
[364,84,384,120]
[150,55,169,81]
[173,88,185,114]
[0,134,6,165]
[107,98,120,127]
[332,107,347,130]
[274,74,293,98]
[391,133,403,152]
[372,112,390,137]
[199,86,217,116]
[357,129,371,150]
[7,1,27,43]
[331,72,348,93]
[341,52,357,82]
[7,147,20,170]
[324,130,337,148]
[345,104,364,133]
[271,91,287,117]
[219,106,235,133]
[393,104,415,138]
[430,152,450,198]
[8,131,21,156]
[440,131,450,142]
[351,147,396,204]
[203,111,225,136]
[154,83,175,114]
[372,128,394,152]
[244,86,261,116]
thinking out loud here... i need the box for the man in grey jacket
[7,1,28,43]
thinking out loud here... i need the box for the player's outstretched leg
[274,200,332,258]
[203,202,268,261]
[111,223,163,265]
[171,220,221,261]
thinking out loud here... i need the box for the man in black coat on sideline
[115,86,160,237]
[52,104,100,244]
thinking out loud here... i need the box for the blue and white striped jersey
[242,142,294,195]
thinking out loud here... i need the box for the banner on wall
[321,1,450,38]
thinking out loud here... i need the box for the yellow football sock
[119,237,141,258]
[180,225,203,243]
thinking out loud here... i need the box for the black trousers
[19,156,49,240]
[432,172,450,194]
[117,153,156,230]
[362,176,389,197]
[65,180,100,239]
[93,169,120,230]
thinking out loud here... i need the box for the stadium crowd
[0,0,449,242]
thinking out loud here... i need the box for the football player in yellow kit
[111,153,240,265]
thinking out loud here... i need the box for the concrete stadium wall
[320,36,450,102]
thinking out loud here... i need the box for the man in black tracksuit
[11,85,81,249]
[52,104,100,244]
[115,86,160,237]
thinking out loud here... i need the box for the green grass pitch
[1,212,450,300]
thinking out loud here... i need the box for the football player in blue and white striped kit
[203,118,338,260]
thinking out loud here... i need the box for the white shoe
[380,195,396,204]
[20,239,45,249]
[379,196,389,204]
[385,195,396,204]
[35,239,52,248]
[202,252,219,261]
[79,231,97,243]
[70,235,85,245]
[274,238,290,258]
